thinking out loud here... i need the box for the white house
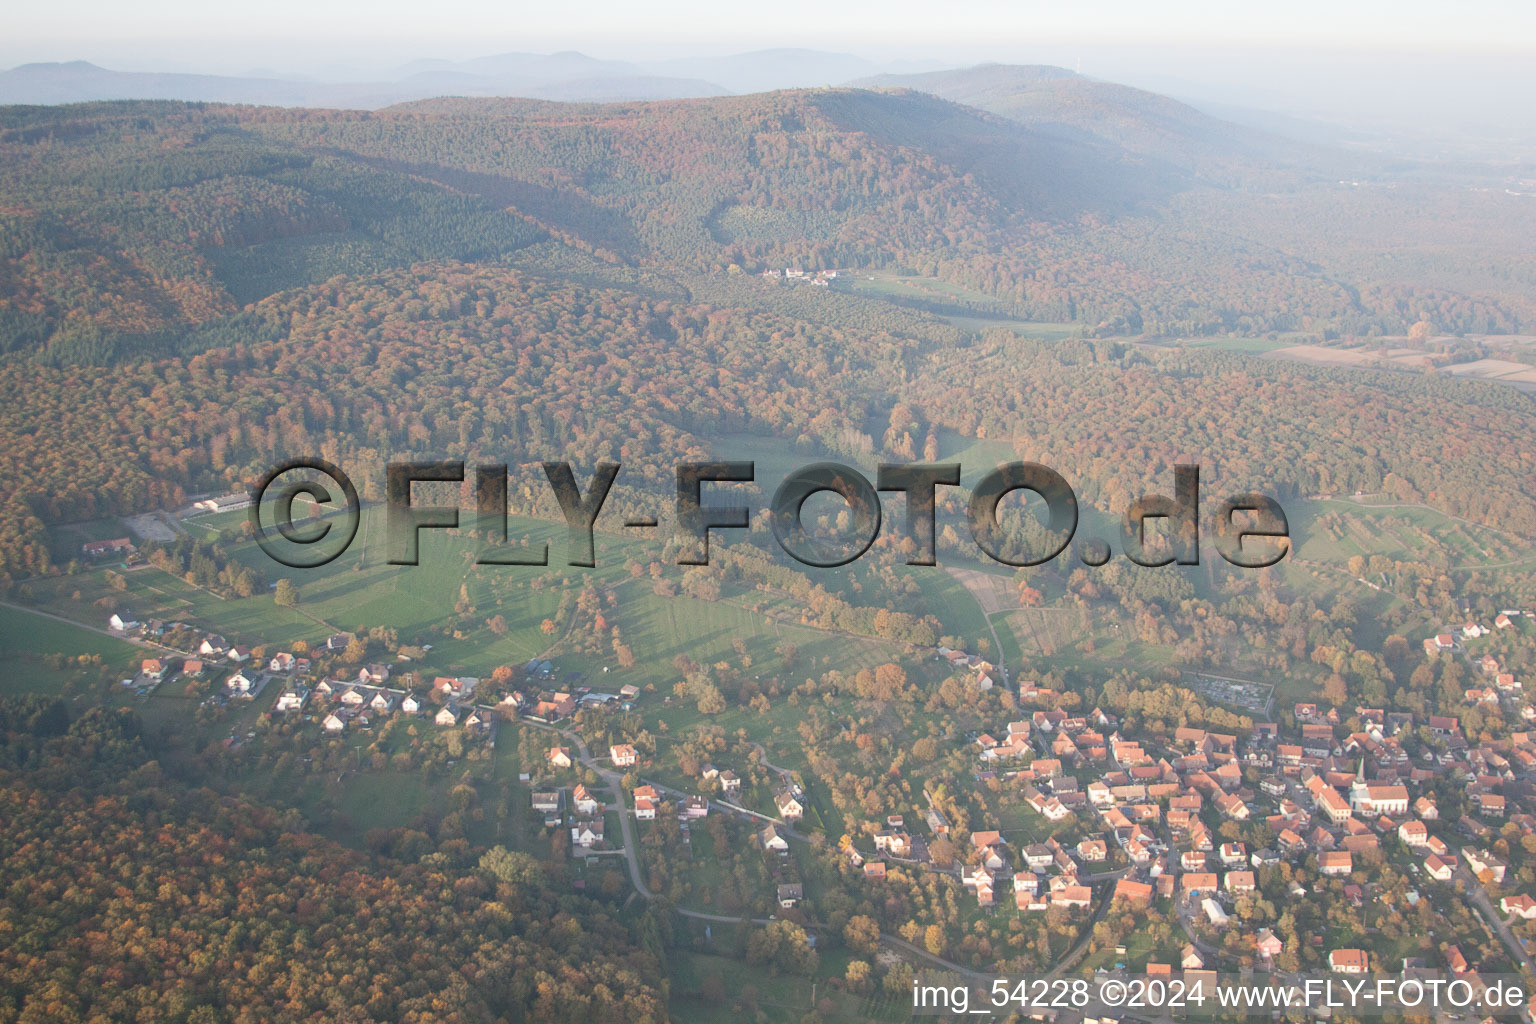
[570,820,605,848]
[573,784,601,816]
[774,786,805,819]
[1425,854,1455,881]
[275,688,309,712]
[1501,894,1536,920]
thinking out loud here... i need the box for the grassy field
[45,516,139,564]
[553,577,913,696]
[1289,496,1526,569]
[0,604,141,696]
[667,945,881,1024]
[0,604,140,662]
[1179,335,1307,354]
[18,506,649,676]
[17,472,1507,746]
[943,315,1083,340]
[844,272,1008,306]
[17,560,333,651]
[988,612,1026,668]
[905,569,993,644]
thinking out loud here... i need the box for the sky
[7,0,1535,74]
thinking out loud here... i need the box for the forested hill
[0,697,670,1022]
[4,88,1536,365]
[1,263,1534,580]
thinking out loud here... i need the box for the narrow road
[675,909,774,924]
[1045,875,1125,979]
[1454,863,1534,975]
[984,611,1008,683]
[747,740,797,779]
[521,718,653,898]
[0,600,152,643]
[519,717,988,977]
[1328,496,1519,541]
[0,600,200,660]
[881,932,982,978]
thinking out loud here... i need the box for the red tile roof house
[1255,929,1284,961]
[1318,851,1353,877]
[1330,949,1369,974]
[572,783,601,816]
[632,784,659,821]
[1502,894,1536,920]
[1077,838,1108,862]
[1051,885,1092,910]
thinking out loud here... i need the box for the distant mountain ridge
[1,55,1385,187]
[0,49,933,109]
[853,63,1381,186]
[0,57,731,108]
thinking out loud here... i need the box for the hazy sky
[7,0,1535,74]
[7,0,1536,149]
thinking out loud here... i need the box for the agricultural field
[943,315,1084,340]
[0,603,140,696]
[0,603,139,662]
[1178,334,1313,354]
[1289,496,1528,570]
[1005,607,1079,660]
[667,943,880,1024]
[840,273,1011,309]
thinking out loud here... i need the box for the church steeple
[1350,755,1369,805]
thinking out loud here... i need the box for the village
[100,598,1536,995]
